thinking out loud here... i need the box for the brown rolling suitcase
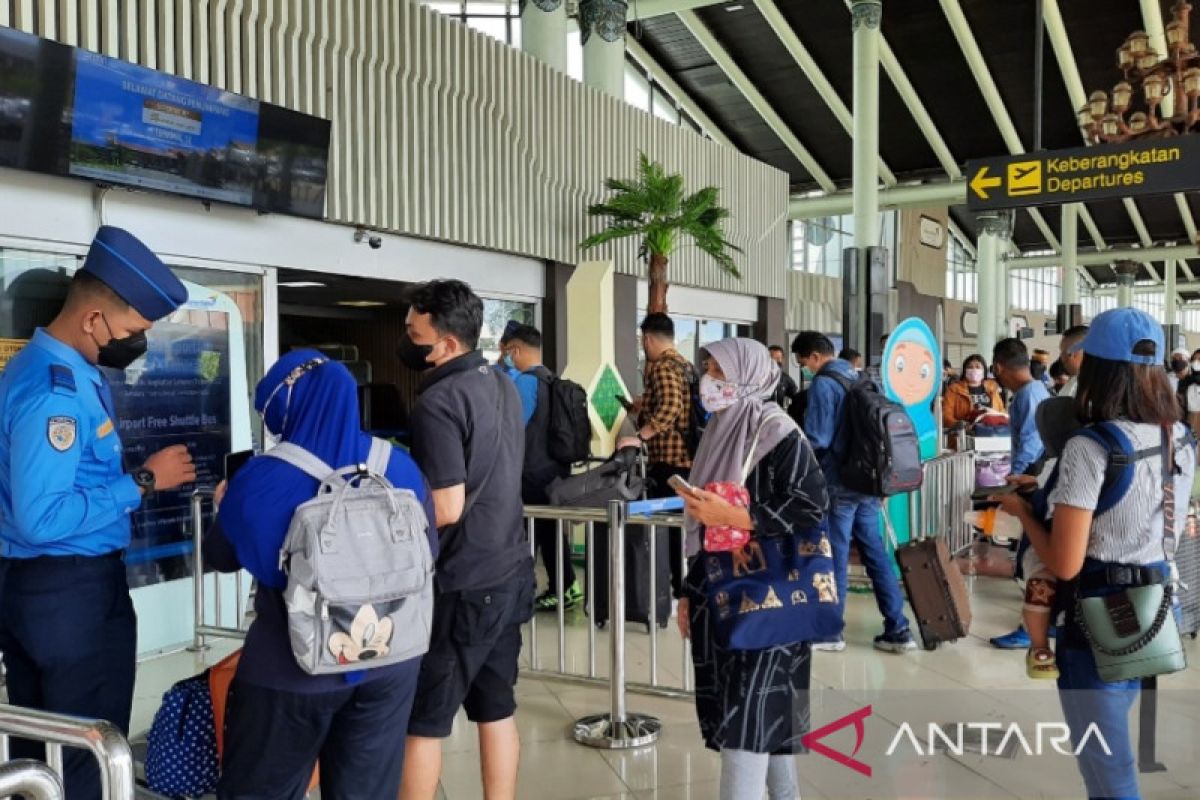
[894,536,972,650]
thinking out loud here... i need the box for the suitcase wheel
[922,638,938,651]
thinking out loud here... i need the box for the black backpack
[674,358,709,459]
[540,371,591,465]
[822,370,923,497]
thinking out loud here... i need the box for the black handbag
[546,447,645,508]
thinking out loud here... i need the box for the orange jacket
[943,379,1005,428]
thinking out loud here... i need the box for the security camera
[354,228,382,250]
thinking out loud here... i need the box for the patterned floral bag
[701,414,783,552]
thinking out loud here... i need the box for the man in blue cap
[0,226,195,799]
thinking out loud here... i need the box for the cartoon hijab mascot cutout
[880,318,942,547]
[881,318,941,459]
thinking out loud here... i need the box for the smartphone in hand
[667,474,699,496]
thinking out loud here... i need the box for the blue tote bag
[703,522,844,650]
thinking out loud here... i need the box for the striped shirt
[1049,420,1194,566]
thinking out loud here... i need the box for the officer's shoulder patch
[47,416,77,452]
[49,364,76,396]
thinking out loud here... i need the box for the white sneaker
[812,639,847,652]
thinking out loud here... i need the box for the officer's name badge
[48,416,77,452]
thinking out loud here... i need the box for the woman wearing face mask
[675,339,828,800]
[943,354,1005,430]
[204,349,438,800]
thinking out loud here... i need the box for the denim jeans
[826,487,910,636]
[1056,644,1141,800]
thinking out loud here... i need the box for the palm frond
[579,224,646,251]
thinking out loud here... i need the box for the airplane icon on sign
[1012,165,1038,180]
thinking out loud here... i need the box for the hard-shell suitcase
[589,523,672,630]
[894,536,972,650]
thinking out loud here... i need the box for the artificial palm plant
[580,153,742,314]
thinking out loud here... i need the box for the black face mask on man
[92,313,148,370]
[397,334,436,372]
[1171,358,1189,373]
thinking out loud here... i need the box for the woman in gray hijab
[676,338,828,800]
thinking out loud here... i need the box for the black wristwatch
[132,468,156,496]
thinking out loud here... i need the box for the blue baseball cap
[1070,307,1163,365]
[81,226,187,321]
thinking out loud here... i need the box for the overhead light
[336,300,387,308]
[725,3,744,9]
[278,281,326,288]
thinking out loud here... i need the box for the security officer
[0,226,196,799]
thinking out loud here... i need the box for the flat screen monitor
[0,25,331,219]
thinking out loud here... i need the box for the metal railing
[0,705,135,799]
[0,760,63,800]
[190,489,249,650]
[914,450,977,555]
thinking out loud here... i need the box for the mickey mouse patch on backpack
[47,416,77,452]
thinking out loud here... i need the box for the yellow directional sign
[969,167,1002,200]
[965,136,1200,211]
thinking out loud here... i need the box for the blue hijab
[219,349,431,589]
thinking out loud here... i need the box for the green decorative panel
[590,364,625,432]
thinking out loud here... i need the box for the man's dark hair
[406,279,484,351]
[1062,324,1089,350]
[508,324,542,349]
[64,270,128,312]
[1076,342,1180,427]
[992,338,1030,370]
[791,331,835,358]
[640,313,674,339]
[1049,360,1067,380]
[839,348,861,362]
[768,345,785,355]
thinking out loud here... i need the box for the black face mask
[397,334,435,372]
[1172,359,1189,373]
[92,314,148,370]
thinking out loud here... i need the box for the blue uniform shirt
[1009,378,1051,475]
[0,329,142,557]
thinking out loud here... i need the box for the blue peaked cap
[81,226,187,321]
[1071,307,1164,366]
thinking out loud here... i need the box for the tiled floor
[129,567,1200,800]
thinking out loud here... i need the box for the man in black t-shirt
[397,280,532,800]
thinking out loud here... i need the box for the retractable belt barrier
[914,451,977,556]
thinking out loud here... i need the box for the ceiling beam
[876,25,961,180]
[677,9,836,192]
[756,0,896,186]
[1095,282,1200,297]
[789,180,964,218]
[624,37,736,147]
[630,0,727,19]
[1010,243,1200,270]
[939,0,1061,257]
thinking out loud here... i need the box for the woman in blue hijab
[205,349,436,800]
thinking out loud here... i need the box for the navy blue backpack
[144,672,220,798]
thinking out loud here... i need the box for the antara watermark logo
[801,706,1113,778]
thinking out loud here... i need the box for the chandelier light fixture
[1078,0,1200,143]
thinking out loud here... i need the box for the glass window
[429,2,464,13]
[479,297,536,365]
[625,63,651,112]
[566,20,583,81]
[466,15,509,43]
[652,86,680,124]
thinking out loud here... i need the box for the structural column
[1115,260,1139,308]
[520,0,568,71]
[846,0,882,357]
[580,0,627,99]
[976,212,1011,361]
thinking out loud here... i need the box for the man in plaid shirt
[619,313,693,596]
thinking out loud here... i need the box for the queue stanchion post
[189,490,212,652]
[573,500,661,749]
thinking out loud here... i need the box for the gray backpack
[265,438,434,675]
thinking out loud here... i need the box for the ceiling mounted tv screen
[0,26,331,219]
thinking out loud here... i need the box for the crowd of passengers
[204,278,1192,800]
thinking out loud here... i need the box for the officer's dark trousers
[0,553,136,800]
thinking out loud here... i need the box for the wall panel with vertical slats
[2,0,788,298]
